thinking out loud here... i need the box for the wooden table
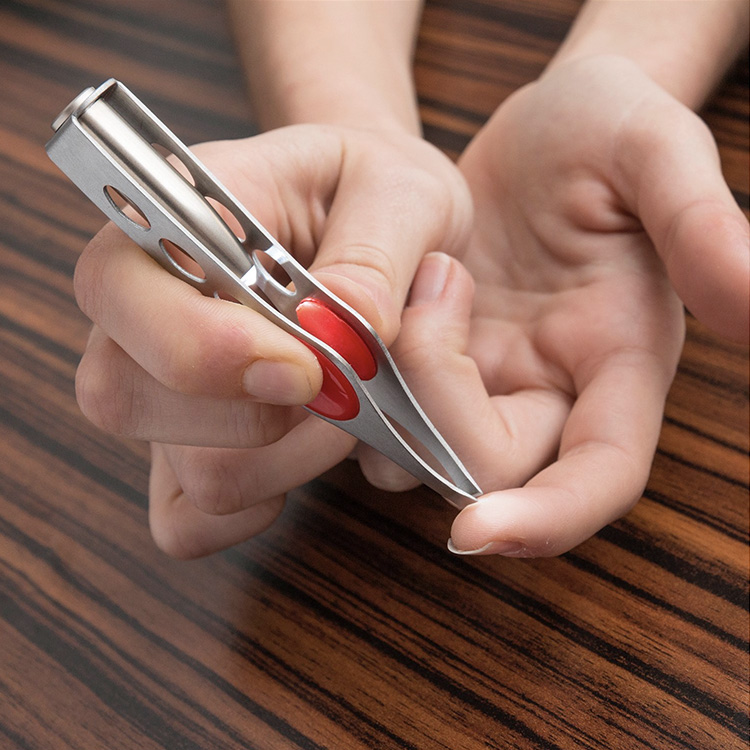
[1,1,747,748]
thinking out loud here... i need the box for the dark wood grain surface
[0,1,747,748]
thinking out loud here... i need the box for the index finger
[74,222,322,402]
[448,348,678,557]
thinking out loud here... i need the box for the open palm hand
[360,56,749,556]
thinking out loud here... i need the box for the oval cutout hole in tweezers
[151,143,196,186]
[252,248,296,294]
[160,239,206,283]
[205,196,246,243]
[104,186,150,229]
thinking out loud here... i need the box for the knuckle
[75,344,141,437]
[619,99,717,173]
[394,330,445,374]
[385,160,454,218]
[226,402,289,448]
[177,452,251,516]
[343,242,400,299]
[149,512,204,560]
[401,152,472,236]
[394,342,431,378]
[156,340,204,395]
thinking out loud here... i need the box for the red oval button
[295,298,377,381]
[303,346,360,421]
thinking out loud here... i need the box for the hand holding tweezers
[46,79,482,508]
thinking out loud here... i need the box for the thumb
[305,150,472,347]
[618,102,750,343]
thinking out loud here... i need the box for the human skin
[73,0,749,557]
[367,55,749,556]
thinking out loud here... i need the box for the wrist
[546,0,750,109]
[228,0,423,135]
[261,63,420,136]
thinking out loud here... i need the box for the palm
[381,59,733,555]
[455,66,686,490]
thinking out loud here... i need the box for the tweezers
[46,79,482,508]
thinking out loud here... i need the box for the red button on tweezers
[296,297,377,421]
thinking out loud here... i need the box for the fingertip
[668,205,750,344]
[448,495,518,556]
[241,357,321,405]
[172,294,324,401]
[446,538,528,557]
[448,490,576,558]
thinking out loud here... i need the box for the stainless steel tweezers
[46,79,481,508]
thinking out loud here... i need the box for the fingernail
[242,360,313,405]
[408,253,451,307]
[447,538,525,557]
